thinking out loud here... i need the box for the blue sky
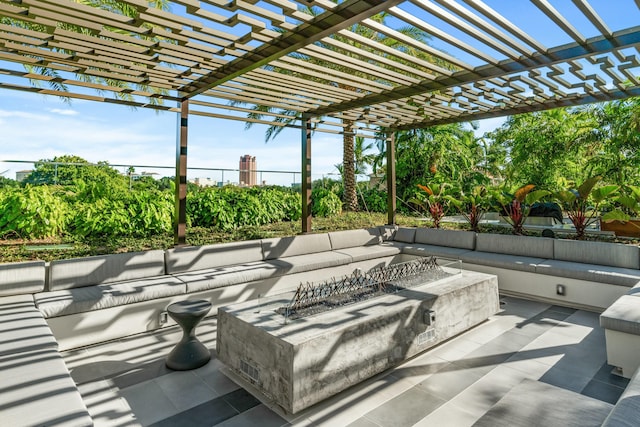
[0,89,503,186]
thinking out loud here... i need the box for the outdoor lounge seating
[3,227,640,425]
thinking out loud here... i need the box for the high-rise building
[239,155,257,186]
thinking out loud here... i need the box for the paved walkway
[62,296,628,426]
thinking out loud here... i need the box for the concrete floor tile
[78,380,140,427]
[215,404,289,427]
[415,363,485,400]
[389,353,449,386]
[155,371,219,411]
[364,386,447,427]
[413,400,479,427]
[119,379,179,426]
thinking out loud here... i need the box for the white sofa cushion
[35,276,186,318]
[554,239,640,270]
[0,261,45,296]
[0,348,91,427]
[461,252,544,273]
[269,251,352,275]
[536,260,640,287]
[476,233,554,259]
[48,250,166,291]
[164,240,264,274]
[600,295,640,335]
[0,294,57,355]
[262,234,332,260]
[415,228,476,250]
[328,228,381,250]
[400,243,473,260]
[394,227,416,243]
[333,244,401,262]
[172,261,287,293]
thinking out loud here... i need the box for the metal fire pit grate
[277,257,453,320]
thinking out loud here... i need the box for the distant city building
[239,155,257,187]
[191,177,217,187]
[15,170,32,182]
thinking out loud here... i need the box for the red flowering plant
[494,184,549,235]
[410,183,451,228]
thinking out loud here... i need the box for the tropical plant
[493,184,550,235]
[387,124,482,205]
[411,183,451,228]
[486,108,600,189]
[554,176,618,239]
[447,185,491,232]
[589,98,640,186]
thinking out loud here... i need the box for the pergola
[1,0,639,243]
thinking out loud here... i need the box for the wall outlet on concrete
[159,311,168,324]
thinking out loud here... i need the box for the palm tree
[233,10,451,211]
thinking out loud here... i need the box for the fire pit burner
[277,257,452,320]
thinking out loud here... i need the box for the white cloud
[48,108,78,116]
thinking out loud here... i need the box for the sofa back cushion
[378,225,397,241]
[165,240,264,274]
[262,233,332,260]
[0,261,46,296]
[48,250,165,291]
[476,234,554,259]
[554,239,640,269]
[394,227,416,243]
[415,228,476,250]
[328,228,381,250]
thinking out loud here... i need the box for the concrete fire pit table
[166,299,211,370]
[217,260,499,414]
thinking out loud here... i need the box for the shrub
[313,191,342,217]
[0,185,69,238]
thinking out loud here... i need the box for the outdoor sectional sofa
[3,226,640,426]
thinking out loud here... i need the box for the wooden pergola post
[386,130,396,225]
[301,114,312,233]
[174,100,189,246]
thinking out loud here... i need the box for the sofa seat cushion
[35,276,186,318]
[536,260,640,287]
[172,261,287,293]
[269,251,352,275]
[333,244,401,262]
[0,294,57,355]
[0,348,92,427]
[600,295,640,335]
[400,243,472,259]
[460,251,545,273]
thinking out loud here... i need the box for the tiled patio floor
[61,296,628,427]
